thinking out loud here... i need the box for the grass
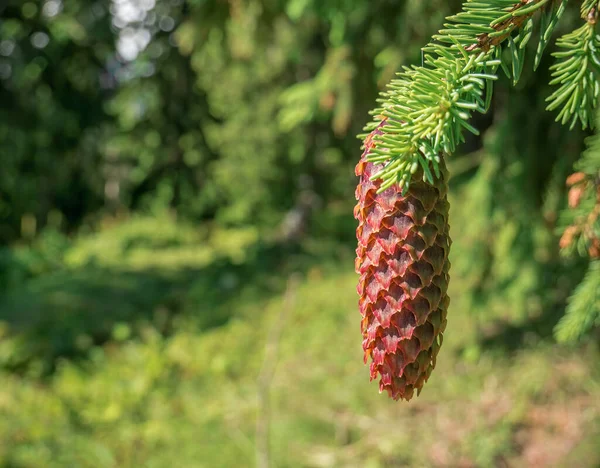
[0,215,598,467]
[1,260,599,467]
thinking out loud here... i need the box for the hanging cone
[354,120,451,401]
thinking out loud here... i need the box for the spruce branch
[554,260,600,342]
[361,0,565,192]
[559,109,600,259]
[462,0,558,52]
[363,51,500,193]
[556,104,600,342]
[581,0,600,19]
[546,3,600,130]
[534,0,568,70]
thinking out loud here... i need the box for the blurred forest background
[0,0,599,466]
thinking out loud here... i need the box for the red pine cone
[354,120,451,401]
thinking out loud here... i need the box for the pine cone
[354,120,451,401]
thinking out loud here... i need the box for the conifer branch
[556,104,600,342]
[360,0,581,192]
[463,0,556,52]
[559,116,600,259]
[546,2,600,129]
[554,260,600,342]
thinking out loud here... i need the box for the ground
[0,219,598,467]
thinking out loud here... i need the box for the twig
[466,0,551,52]
[256,274,300,468]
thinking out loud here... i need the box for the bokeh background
[0,0,599,466]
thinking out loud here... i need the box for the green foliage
[0,1,113,241]
[361,0,600,341]
[0,215,264,373]
[546,22,600,129]
[1,266,599,467]
[534,0,568,70]
[555,260,600,342]
[558,111,600,259]
[0,0,463,241]
[451,130,550,327]
[364,0,599,191]
[554,105,600,342]
[364,51,499,193]
[0,228,69,292]
[1,0,600,464]
[362,0,555,191]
